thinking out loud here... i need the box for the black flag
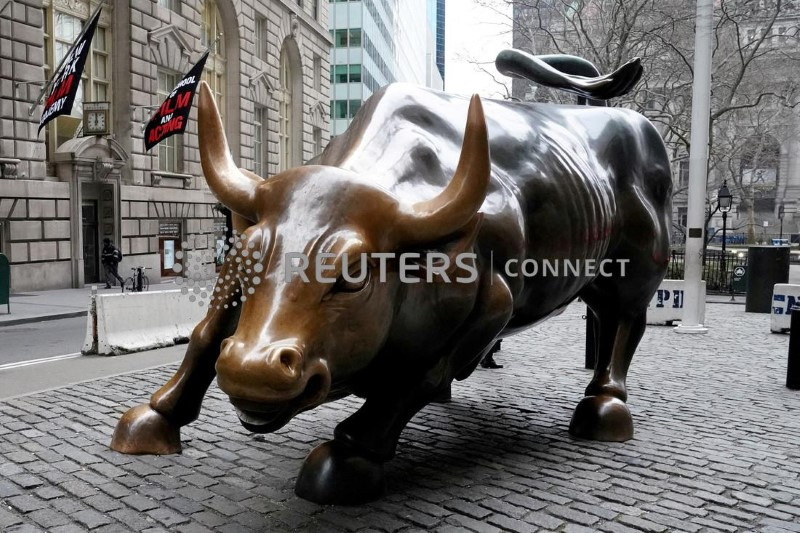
[145,51,210,151]
[38,7,101,133]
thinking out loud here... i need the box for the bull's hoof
[295,440,386,505]
[569,395,633,442]
[110,404,182,454]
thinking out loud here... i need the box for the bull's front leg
[295,273,513,504]
[110,261,242,455]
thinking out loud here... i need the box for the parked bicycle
[124,266,151,293]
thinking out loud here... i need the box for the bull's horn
[198,81,259,221]
[395,94,490,243]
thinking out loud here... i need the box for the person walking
[101,238,125,290]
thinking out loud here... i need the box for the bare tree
[480,0,800,242]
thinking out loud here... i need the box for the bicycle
[124,266,151,293]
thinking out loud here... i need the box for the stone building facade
[0,0,331,291]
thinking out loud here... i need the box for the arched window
[278,46,293,171]
[201,0,225,116]
[278,40,303,170]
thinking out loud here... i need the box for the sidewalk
[0,282,180,327]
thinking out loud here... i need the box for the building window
[313,127,323,156]
[332,100,362,119]
[313,0,319,20]
[313,55,322,93]
[201,0,225,117]
[254,106,267,178]
[331,64,361,84]
[679,160,689,188]
[333,100,345,119]
[348,64,361,83]
[255,16,267,61]
[333,29,348,47]
[678,207,688,229]
[158,0,180,13]
[0,221,6,257]
[92,26,110,101]
[279,47,293,171]
[778,26,788,45]
[332,65,346,84]
[157,70,181,173]
[332,28,363,48]
[42,1,112,165]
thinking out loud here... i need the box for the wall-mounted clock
[83,101,111,136]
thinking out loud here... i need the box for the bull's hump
[328,84,638,215]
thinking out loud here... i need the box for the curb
[0,311,87,328]
[0,298,746,327]
[0,358,180,402]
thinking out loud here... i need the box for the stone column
[783,138,800,236]
[113,0,133,184]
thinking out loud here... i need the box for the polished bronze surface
[111,52,671,504]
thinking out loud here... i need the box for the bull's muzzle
[216,339,331,433]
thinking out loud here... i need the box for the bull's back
[322,84,671,324]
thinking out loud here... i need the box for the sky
[445,0,513,99]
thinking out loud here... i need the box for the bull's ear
[442,213,483,276]
[415,213,483,279]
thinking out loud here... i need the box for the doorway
[82,202,99,283]
[158,220,183,278]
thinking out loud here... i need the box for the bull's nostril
[280,352,294,370]
[269,346,303,379]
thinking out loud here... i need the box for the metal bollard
[788,307,800,390]
[585,308,597,370]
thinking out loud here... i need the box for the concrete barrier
[82,289,206,355]
[647,280,706,326]
[771,284,800,333]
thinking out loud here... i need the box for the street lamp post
[779,205,785,241]
[718,182,732,294]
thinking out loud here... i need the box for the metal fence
[666,250,748,293]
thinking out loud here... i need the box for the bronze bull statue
[111,51,671,504]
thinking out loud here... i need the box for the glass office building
[329,0,445,136]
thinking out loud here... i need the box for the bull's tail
[495,49,643,107]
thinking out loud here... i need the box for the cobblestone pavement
[1,303,799,532]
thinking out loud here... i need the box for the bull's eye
[330,262,370,296]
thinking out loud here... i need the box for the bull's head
[197,81,490,432]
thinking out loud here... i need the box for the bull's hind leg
[110,260,242,454]
[568,299,646,442]
[295,273,513,504]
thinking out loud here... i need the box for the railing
[666,250,748,293]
